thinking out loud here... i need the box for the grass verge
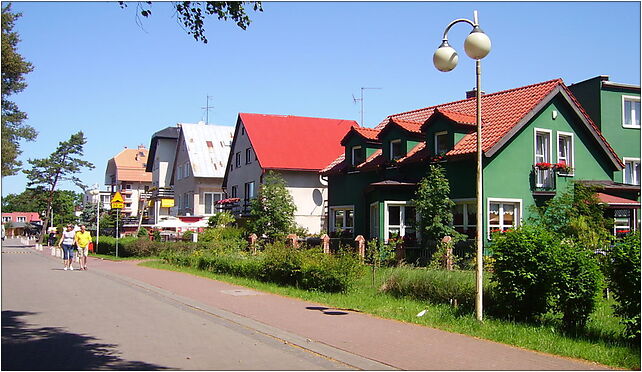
[139,260,640,369]
[89,253,156,261]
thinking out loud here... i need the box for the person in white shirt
[58,225,76,271]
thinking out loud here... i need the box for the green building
[322,78,640,250]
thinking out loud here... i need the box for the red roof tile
[433,108,478,126]
[340,126,381,145]
[240,113,357,171]
[597,192,640,207]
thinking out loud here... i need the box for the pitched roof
[109,147,152,182]
[341,126,381,145]
[322,78,624,174]
[597,192,640,208]
[239,113,357,171]
[146,126,180,172]
[178,123,234,178]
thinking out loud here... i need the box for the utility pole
[202,95,214,124]
[353,87,382,127]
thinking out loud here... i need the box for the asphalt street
[1,238,352,370]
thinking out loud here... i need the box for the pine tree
[23,131,94,242]
[2,4,37,176]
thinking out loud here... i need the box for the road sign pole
[116,209,119,258]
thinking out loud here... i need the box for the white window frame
[622,95,641,128]
[352,145,364,166]
[16,216,26,223]
[244,181,256,200]
[390,139,403,160]
[487,198,522,239]
[613,209,633,236]
[329,205,354,233]
[383,201,416,242]
[245,148,252,164]
[623,157,641,185]
[556,131,575,176]
[534,128,553,188]
[434,131,449,155]
[203,192,224,215]
[2,217,11,223]
[452,198,477,234]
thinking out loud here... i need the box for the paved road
[3,238,611,370]
[1,238,355,370]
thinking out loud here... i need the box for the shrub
[552,241,603,330]
[299,248,364,292]
[261,242,303,285]
[182,230,194,242]
[137,227,149,237]
[490,225,603,328]
[199,226,246,252]
[208,211,236,227]
[490,225,558,321]
[605,232,641,341]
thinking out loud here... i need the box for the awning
[597,192,640,209]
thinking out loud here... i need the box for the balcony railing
[151,187,175,199]
[532,168,556,194]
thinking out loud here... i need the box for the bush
[199,226,247,252]
[182,230,194,242]
[160,241,364,293]
[605,232,641,341]
[490,225,603,328]
[137,227,149,237]
[490,225,557,320]
[381,267,493,310]
[208,211,236,227]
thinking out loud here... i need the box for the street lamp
[433,10,491,321]
[90,188,100,249]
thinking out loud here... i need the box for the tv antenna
[353,87,382,126]
[201,95,214,124]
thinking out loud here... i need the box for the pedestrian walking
[74,225,91,271]
[59,225,76,271]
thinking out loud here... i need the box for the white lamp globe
[433,43,458,72]
[464,27,491,60]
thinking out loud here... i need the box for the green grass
[139,260,640,369]
[89,253,157,261]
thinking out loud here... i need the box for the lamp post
[433,10,491,321]
[90,188,100,249]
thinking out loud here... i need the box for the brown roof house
[104,145,153,228]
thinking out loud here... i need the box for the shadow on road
[2,310,170,370]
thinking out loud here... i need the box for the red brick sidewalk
[40,247,610,370]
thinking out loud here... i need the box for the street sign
[111,192,124,209]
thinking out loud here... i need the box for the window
[624,158,641,185]
[622,96,641,128]
[352,146,365,166]
[241,126,245,135]
[235,152,241,167]
[390,139,403,160]
[453,200,477,237]
[176,194,182,210]
[330,207,354,233]
[557,132,574,175]
[614,209,632,237]
[244,181,255,199]
[184,163,190,178]
[488,199,521,238]
[384,202,416,242]
[16,216,26,222]
[2,217,10,223]
[183,193,190,209]
[534,129,553,188]
[177,164,183,180]
[231,185,238,198]
[434,131,449,155]
[125,184,132,190]
[204,192,223,215]
[245,148,252,164]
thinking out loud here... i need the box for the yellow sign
[111,192,125,209]
[161,198,175,208]
[111,202,124,209]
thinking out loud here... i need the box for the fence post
[442,236,454,270]
[321,234,330,254]
[355,235,366,261]
[287,234,299,249]
[248,233,258,254]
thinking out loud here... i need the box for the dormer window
[435,131,449,155]
[352,146,365,166]
[390,140,403,160]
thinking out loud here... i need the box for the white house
[222,113,357,234]
[145,126,180,224]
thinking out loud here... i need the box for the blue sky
[2,1,640,197]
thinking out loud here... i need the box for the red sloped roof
[240,113,358,171]
[434,108,478,126]
[597,192,640,207]
[378,79,563,156]
[340,126,381,145]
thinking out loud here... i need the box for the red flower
[535,162,552,170]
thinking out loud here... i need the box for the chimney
[466,88,485,99]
